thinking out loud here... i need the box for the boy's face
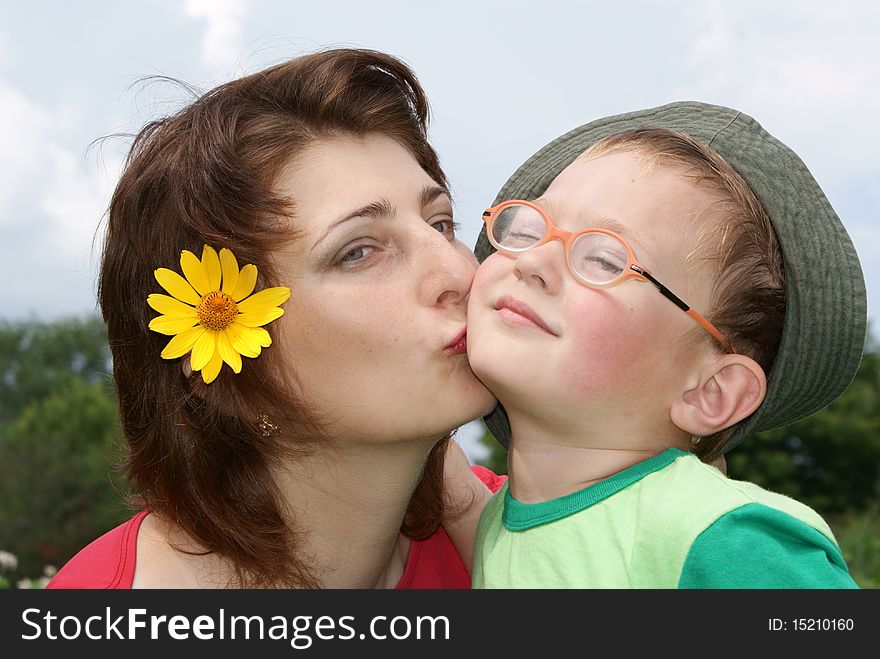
[467,150,722,435]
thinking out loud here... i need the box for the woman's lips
[444,326,468,355]
[494,295,557,335]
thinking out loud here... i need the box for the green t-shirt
[473,448,857,588]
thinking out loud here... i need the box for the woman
[47,48,500,589]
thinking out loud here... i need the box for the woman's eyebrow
[313,199,395,249]
[422,185,451,207]
[311,185,451,253]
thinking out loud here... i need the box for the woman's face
[274,134,495,444]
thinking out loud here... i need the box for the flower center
[197,291,238,331]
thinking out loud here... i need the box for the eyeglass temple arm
[630,265,735,353]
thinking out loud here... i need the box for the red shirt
[47,466,505,589]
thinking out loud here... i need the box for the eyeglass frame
[481,199,735,353]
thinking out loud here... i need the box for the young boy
[466,101,865,588]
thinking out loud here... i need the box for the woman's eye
[339,244,374,264]
[430,216,459,236]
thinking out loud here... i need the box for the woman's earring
[258,414,279,437]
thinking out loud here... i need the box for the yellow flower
[147,246,290,384]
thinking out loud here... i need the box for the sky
[1,0,878,460]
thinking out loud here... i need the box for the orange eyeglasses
[482,199,735,353]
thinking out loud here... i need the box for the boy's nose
[513,240,565,293]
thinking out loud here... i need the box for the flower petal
[201,349,223,384]
[227,322,261,358]
[217,330,242,373]
[219,248,240,295]
[250,326,272,348]
[149,315,200,336]
[191,329,217,372]
[236,307,285,327]
[147,294,197,318]
[231,264,257,301]
[155,268,202,306]
[237,287,292,313]
[202,245,222,293]
[181,249,211,297]
[161,325,206,359]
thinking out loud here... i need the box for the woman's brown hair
[100,48,451,587]
[581,128,785,461]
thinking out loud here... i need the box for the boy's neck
[505,415,689,504]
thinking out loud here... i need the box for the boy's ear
[670,355,767,437]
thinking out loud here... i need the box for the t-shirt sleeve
[470,465,508,494]
[45,511,146,589]
[679,503,859,589]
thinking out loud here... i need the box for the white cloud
[681,1,880,182]
[184,0,248,76]
[0,74,123,318]
[849,222,880,267]
[0,76,115,255]
[0,81,51,215]
[42,145,123,261]
[848,221,880,329]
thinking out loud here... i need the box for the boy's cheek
[465,260,531,391]
[468,256,504,312]
[560,298,659,395]
[465,268,496,363]
[476,252,509,278]
[467,273,488,320]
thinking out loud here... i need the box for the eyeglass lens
[490,203,630,285]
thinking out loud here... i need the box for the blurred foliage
[0,316,112,425]
[829,506,880,589]
[726,331,880,514]
[0,316,130,580]
[476,426,509,477]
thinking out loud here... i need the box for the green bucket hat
[474,101,867,454]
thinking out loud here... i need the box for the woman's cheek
[456,240,481,271]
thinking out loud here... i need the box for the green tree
[0,317,129,579]
[0,316,112,426]
[728,331,880,514]
[474,422,508,476]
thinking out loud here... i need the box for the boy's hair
[100,48,450,587]
[579,128,785,461]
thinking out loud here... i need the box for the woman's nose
[419,230,476,308]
